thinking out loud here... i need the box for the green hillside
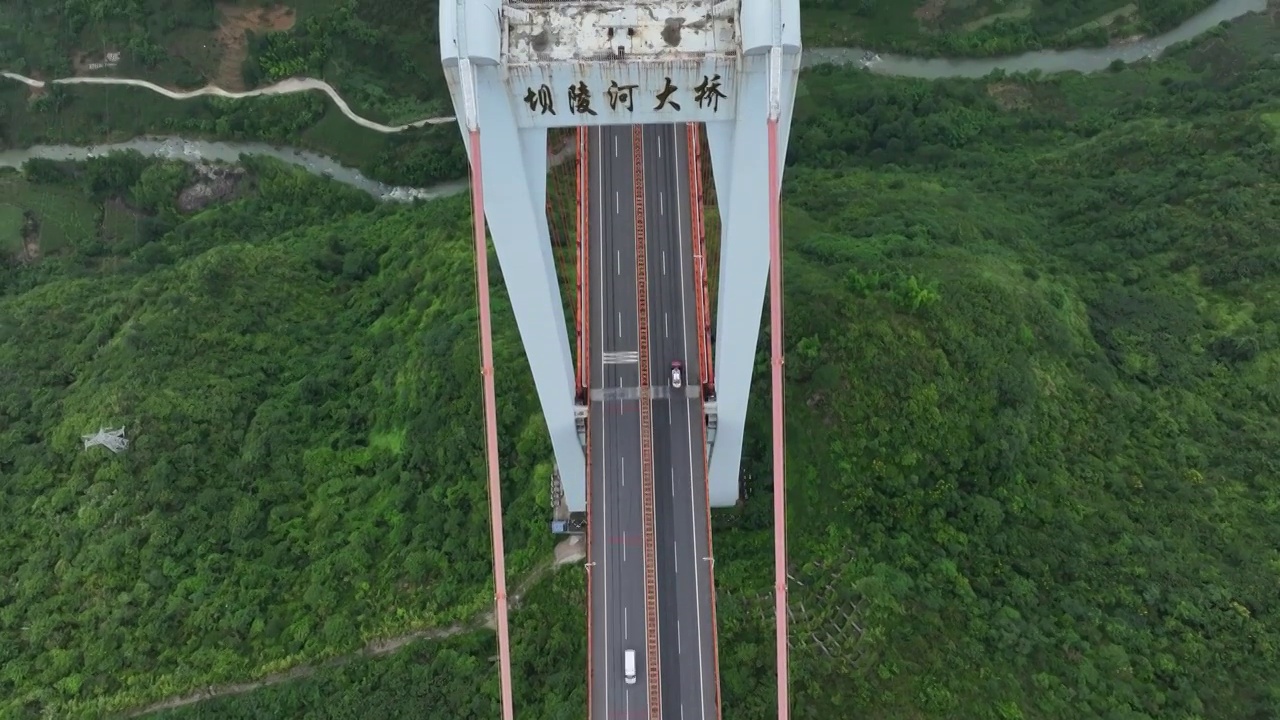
[0,156,556,718]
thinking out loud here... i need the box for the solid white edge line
[674,123,710,715]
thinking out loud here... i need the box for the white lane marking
[622,456,626,487]
[678,620,683,654]
[681,706,685,720]
[658,136,662,158]
[622,532,627,562]
[615,191,619,215]
[674,540,678,574]
[594,129,612,715]
[626,692,630,719]
[603,351,639,364]
[672,468,676,497]
[625,606,629,638]
[660,191,664,216]
[662,251,667,276]
[664,313,669,338]
[616,250,620,275]
[617,312,622,337]
[632,133,656,699]
[674,123,709,713]
[614,135,618,157]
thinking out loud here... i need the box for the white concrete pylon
[441,0,800,510]
[703,0,801,506]
[442,0,586,511]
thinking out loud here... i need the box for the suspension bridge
[440,0,800,717]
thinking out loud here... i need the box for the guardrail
[579,125,595,720]
[686,124,715,397]
[574,127,588,396]
[685,122,725,720]
[632,124,664,718]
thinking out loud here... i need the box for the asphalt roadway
[587,123,718,720]
[640,123,719,720]
[588,124,648,720]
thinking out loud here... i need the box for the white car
[624,649,637,684]
[670,360,683,389]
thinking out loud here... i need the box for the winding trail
[123,537,585,718]
[0,72,457,134]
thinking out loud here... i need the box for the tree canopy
[0,155,554,718]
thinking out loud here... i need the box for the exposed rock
[177,163,245,213]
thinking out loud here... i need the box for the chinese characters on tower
[605,80,638,112]
[524,84,555,115]
[567,81,597,116]
[654,77,680,111]
[522,74,729,117]
[693,74,727,111]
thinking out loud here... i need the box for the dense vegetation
[0,155,558,717]
[147,568,586,719]
[4,6,1280,720]
[741,53,1280,720]
[721,16,1280,718]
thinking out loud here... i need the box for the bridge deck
[640,123,719,720]
[587,125,651,719]
[587,122,721,720]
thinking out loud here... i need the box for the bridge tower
[440,0,800,514]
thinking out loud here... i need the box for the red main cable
[767,118,791,720]
[467,128,517,720]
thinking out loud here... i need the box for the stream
[804,0,1265,77]
[0,138,468,203]
[0,0,1266,201]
